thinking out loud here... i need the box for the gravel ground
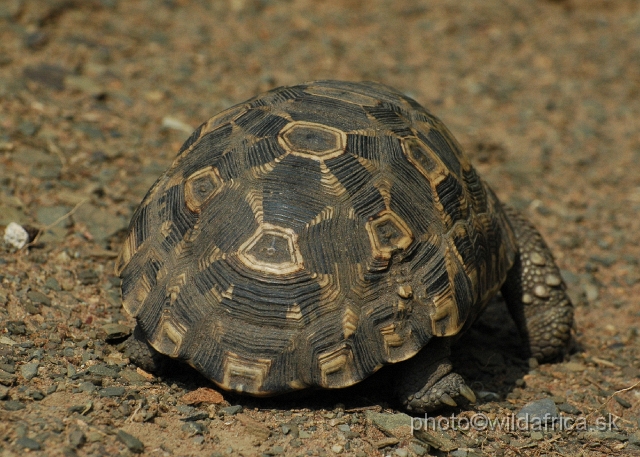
[1,1,639,456]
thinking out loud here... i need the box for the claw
[440,393,457,407]
[459,384,476,403]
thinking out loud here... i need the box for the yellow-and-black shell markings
[116,80,516,395]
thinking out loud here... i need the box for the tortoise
[116,80,573,413]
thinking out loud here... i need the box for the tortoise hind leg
[124,324,169,374]
[501,206,574,362]
[395,337,476,413]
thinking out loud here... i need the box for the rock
[101,323,131,341]
[331,444,343,454]
[219,405,243,416]
[394,448,409,457]
[613,395,631,408]
[98,386,126,397]
[365,411,413,439]
[557,403,580,414]
[0,370,16,386]
[36,206,73,227]
[116,430,145,453]
[374,437,399,448]
[119,369,148,384]
[6,321,26,335]
[27,291,51,306]
[87,364,119,378]
[413,428,457,452]
[181,387,225,405]
[4,400,26,411]
[20,362,39,381]
[69,430,86,448]
[409,442,429,456]
[0,385,9,399]
[16,437,41,450]
[530,431,544,441]
[181,422,205,436]
[451,449,483,457]
[516,398,558,426]
[629,431,640,446]
[3,222,29,249]
[180,412,209,422]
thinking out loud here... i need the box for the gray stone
[557,403,580,414]
[337,424,351,432]
[87,364,119,378]
[36,206,73,227]
[530,431,544,441]
[27,291,51,306]
[409,442,429,456]
[116,430,144,453]
[365,411,413,439]
[451,449,483,457]
[629,431,640,446]
[0,385,8,399]
[69,429,86,448]
[99,386,126,397]
[0,370,16,386]
[16,437,41,450]
[219,405,243,415]
[78,382,96,393]
[20,362,39,381]
[4,400,26,411]
[102,323,131,340]
[181,421,205,436]
[119,369,147,384]
[516,398,558,426]
[413,428,457,452]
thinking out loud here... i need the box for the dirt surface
[1,0,639,456]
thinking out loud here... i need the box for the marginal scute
[151,315,186,357]
[279,121,346,161]
[317,344,354,388]
[222,352,272,394]
[365,210,413,260]
[184,167,223,213]
[237,223,304,275]
[430,293,463,337]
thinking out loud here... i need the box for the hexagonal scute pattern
[117,80,516,395]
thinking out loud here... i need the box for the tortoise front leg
[501,206,574,362]
[395,337,476,413]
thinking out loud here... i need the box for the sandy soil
[1,1,639,456]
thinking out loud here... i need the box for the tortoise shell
[116,80,516,395]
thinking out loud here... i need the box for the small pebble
[331,444,343,454]
[99,386,126,397]
[27,290,51,306]
[409,442,429,456]
[516,398,558,424]
[20,362,39,381]
[4,400,26,411]
[218,405,243,415]
[16,436,41,450]
[395,448,409,457]
[116,430,144,453]
[69,430,86,448]
[614,395,631,408]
